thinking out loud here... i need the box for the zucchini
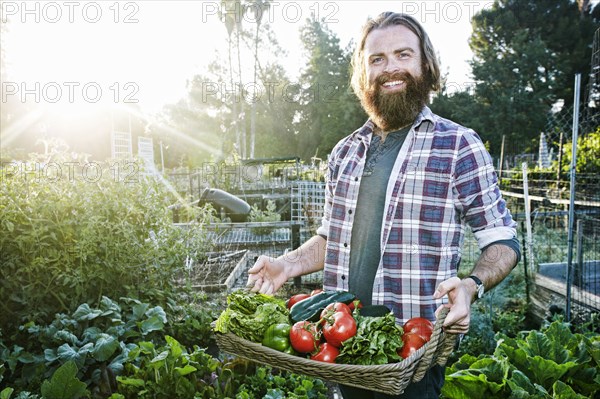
[289,290,355,323]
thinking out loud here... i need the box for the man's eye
[370,57,383,64]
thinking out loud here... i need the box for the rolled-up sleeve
[453,130,517,249]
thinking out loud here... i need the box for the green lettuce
[214,291,289,342]
[442,320,600,398]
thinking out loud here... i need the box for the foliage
[40,361,89,399]
[1,296,329,399]
[249,200,281,235]
[441,320,600,399]
[164,298,220,352]
[431,0,599,156]
[235,365,328,399]
[0,296,173,396]
[295,18,366,161]
[554,128,600,175]
[0,150,213,334]
[0,362,87,399]
[112,335,227,399]
[448,272,528,363]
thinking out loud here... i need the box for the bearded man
[247,12,521,399]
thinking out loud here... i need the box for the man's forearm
[464,243,518,299]
[280,235,327,279]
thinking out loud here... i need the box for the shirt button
[343,243,348,247]
[341,275,346,280]
[348,210,353,214]
[354,177,359,181]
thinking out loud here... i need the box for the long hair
[350,12,441,96]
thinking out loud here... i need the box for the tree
[295,18,366,161]
[147,63,230,168]
[466,0,599,154]
[219,0,244,157]
[150,23,301,166]
[247,0,271,159]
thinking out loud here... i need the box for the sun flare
[1,1,221,118]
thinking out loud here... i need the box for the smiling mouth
[382,80,405,89]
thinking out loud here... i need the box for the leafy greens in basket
[336,312,404,365]
[215,291,289,342]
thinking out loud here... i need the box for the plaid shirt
[316,106,517,324]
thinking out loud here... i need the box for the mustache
[374,71,416,86]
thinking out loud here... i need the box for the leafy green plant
[248,200,281,235]
[442,320,600,398]
[114,335,228,399]
[555,129,600,175]
[1,361,87,399]
[1,297,169,397]
[40,361,89,399]
[0,150,214,335]
[235,365,328,399]
[164,298,219,352]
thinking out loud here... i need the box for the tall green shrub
[556,128,600,175]
[0,152,212,334]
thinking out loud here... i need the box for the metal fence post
[523,163,535,272]
[521,221,530,302]
[566,73,582,323]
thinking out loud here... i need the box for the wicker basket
[213,307,457,395]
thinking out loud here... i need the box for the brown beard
[360,71,430,132]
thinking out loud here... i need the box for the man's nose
[384,57,402,74]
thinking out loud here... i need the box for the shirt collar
[354,106,436,139]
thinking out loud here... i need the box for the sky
[1,0,495,117]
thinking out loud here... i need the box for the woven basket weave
[214,307,456,395]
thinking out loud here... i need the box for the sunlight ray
[0,106,46,147]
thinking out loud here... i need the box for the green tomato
[262,323,292,352]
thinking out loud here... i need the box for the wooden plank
[224,250,250,291]
[535,274,600,306]
[501,190,600,207]
[528,273,600,325]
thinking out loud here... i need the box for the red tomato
[289,321,320,353]
[319,302,352,320]
[310,289,323,296]
[403,317,434,342]
[311,342,339,363]
[348,299,363,311]
[286,293,310,309]
[322,311,357,347]
[399,332,427,359]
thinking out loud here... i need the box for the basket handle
[411,307,458,382]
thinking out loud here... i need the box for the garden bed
[529,261,600,325]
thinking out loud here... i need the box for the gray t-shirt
[348,126,410,306]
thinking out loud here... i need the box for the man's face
[360,24,430,132]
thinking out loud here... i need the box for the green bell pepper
[262,323,292,352]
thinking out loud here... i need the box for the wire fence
[499,96,599,173]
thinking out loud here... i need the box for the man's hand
[434,243,518,334]
[247,235,327,295]
[246,255,290,295]
[433,277,476,335]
